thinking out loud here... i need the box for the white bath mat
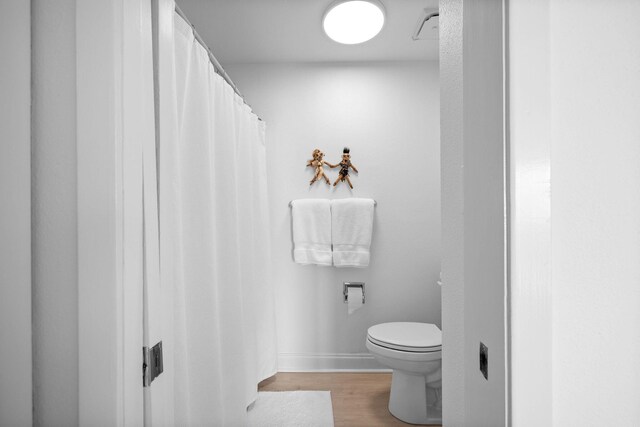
[247,391,334,427]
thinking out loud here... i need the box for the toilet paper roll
[348,287,363,315]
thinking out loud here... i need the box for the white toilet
[366,322,442,425]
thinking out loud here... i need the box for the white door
[76,0,171,425]
[123,0,170,425]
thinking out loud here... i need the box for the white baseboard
[277,352,391,372]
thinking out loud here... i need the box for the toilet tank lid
[367,322,442,350]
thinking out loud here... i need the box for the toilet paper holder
[343,282,365,304]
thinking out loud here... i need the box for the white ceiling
[177,0,439,65]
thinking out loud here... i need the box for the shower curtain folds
[161,13,277,426]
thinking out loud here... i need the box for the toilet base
[388,370,442,425]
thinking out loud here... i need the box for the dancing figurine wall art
[307,148,333,186]
[331,147,358,189]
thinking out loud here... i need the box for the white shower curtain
[159,14,277,426]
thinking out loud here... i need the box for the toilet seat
[367,322,441,353]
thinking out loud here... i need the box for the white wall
[31,1,79,425]
[510,1,640,425]
[439,0,465,424]
[461,0,506,425]
[0,2,32,426]
[227,61,441,370]
[440,0,507,425]
[549,1,640,425]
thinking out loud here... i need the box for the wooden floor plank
[258,372,442,427]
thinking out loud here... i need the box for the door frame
[73,0,556,425]
[441,1,553,425]
[505,0,553,425]
[77,0,145,424]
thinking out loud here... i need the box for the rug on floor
[247,391,334,427]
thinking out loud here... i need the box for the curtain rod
[288,199,377,207]
[174,4,262,121]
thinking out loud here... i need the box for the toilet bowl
[366,322,442,425]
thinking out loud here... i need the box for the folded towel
[331,198,375,267]
[291,199,332,266]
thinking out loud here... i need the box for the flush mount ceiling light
[323,0,385,45]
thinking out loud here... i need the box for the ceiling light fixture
[323,0,385,45]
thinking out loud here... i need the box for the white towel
[291,199,332,266]
[331,198,375,267]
